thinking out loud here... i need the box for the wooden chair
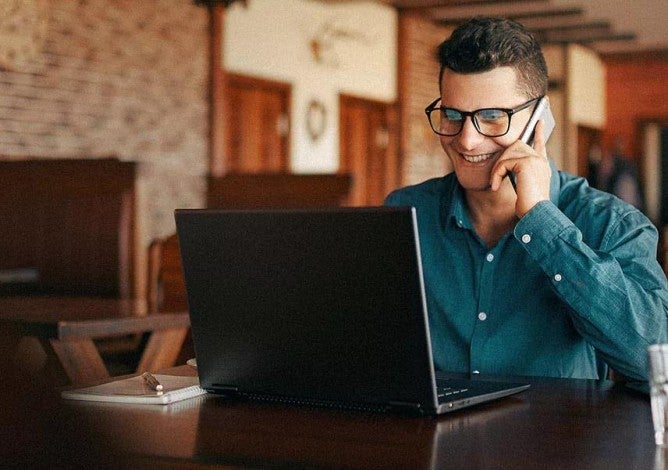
[145,233,193,366]
[0,158,136,298]
[147,234,188,314]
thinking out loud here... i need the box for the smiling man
[385,17,668,382]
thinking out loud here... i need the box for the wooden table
[0,297,189,385]
[24,366,656,469]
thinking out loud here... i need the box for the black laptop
[175,207,528,415]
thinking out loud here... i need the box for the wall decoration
[306,99,327,141]
[308,19,371,67]
[0,0,48,71]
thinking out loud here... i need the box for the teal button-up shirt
[385,162,668,381]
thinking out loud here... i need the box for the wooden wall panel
[603,57,668,157]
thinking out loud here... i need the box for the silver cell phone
[520,96,555,145]
[508,97,555,190]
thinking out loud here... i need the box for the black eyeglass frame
[424,96,543,137]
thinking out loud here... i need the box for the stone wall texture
[0,0,209,255]
[398,14,452,187]
[0,1,452,295]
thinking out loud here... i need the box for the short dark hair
[438,16,548,98]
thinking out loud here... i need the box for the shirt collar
[548,158,561,203]
[445,176,472,229]
[444,158,561,227]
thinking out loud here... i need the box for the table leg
[48,337,110,385]
[136,327,189,373]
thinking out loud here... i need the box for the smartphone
[508,97,555,190]
[520,96,555,145]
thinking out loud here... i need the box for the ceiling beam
[436,7,585,26]
[391,0,545,8]
[541,32,636,45]
[383,0,655,54]
[601,48,668,62]
[527,21,611,38]
[504,8,584,22]
[421,3,578,23]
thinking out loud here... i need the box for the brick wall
[398,13,452,187]
[0,0,209,263]
[0,2,456,297]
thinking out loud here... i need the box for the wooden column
[209,5,228,177]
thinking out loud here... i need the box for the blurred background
[0,0,666,303]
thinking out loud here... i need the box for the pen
[141,372,164,392]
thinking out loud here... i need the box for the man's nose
[456,116,485,150]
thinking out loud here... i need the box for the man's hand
[489,120,552,218]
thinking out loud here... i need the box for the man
[385,17,668,381]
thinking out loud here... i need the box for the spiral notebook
[61,374,206,405]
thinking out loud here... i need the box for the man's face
[439,66,536,192]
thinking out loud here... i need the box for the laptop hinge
[209,385,239,396]
[387,401,425,415]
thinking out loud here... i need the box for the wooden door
[225,73,291,173]
[339,95,399,206]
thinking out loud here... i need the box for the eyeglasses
[424,96,542,137]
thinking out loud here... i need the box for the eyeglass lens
[432,108,509,137]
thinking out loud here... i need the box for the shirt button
[486,253,494,262]
[478,312,487,321]
[521,234,531,244]
[554,273,562,282]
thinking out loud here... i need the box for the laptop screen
[175,207,438,412]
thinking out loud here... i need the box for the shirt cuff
[513,200,573,258]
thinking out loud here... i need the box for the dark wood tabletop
[0,296,146,321]
[38,366,659,469]
[0,296,188,337]
[0,296,190,385]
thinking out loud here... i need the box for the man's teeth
[461,152,496,163]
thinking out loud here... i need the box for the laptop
[175,207,529,415]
